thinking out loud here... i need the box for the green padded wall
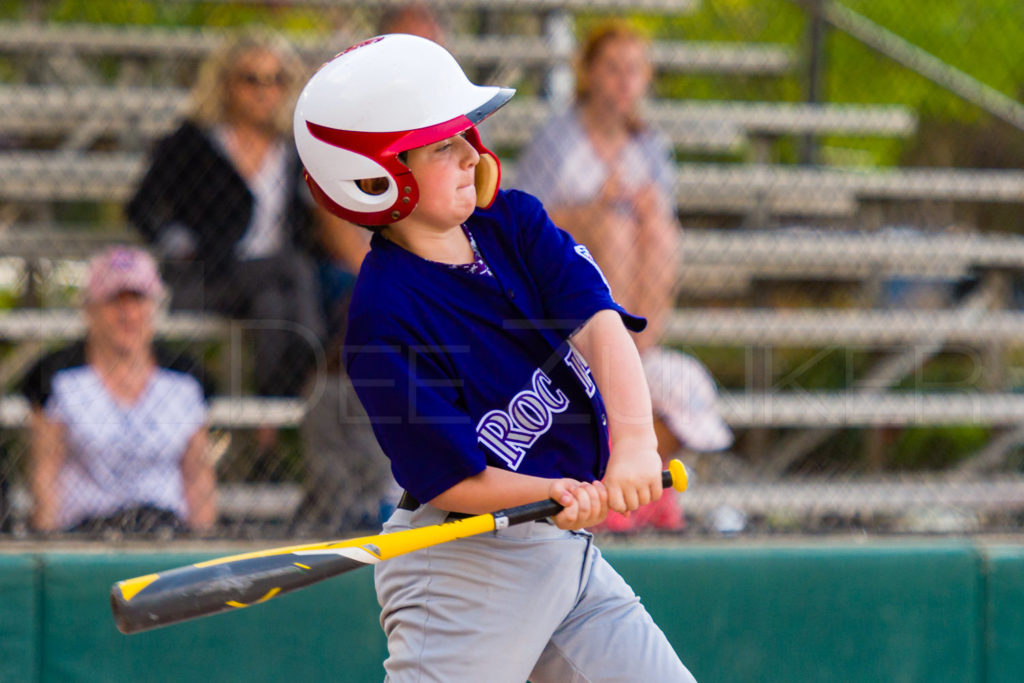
[983,545,1024,683]
[10,541,1024,682]
[0,554,39,682]
[605,542,982,683]
[38,553,386,683]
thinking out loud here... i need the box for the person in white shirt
[20,247,215,535]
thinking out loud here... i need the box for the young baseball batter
[294,34,697,683]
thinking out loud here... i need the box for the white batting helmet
[294,34,515,225]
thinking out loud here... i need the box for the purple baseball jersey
[345,189,645,504]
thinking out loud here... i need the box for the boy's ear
[475,153,500,209]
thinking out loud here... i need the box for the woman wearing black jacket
[128,31,325,398]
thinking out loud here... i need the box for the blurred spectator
[517,19,679,350]
[292,7,452,533]
[379,1,447,45]
[19,247,215,536]
[517,20,733,531]
[297,299,395,533]
[127,30,325,398]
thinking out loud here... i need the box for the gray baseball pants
[375,504,697,683]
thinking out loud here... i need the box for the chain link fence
[3,0,1024,540]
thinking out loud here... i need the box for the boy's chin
[454,201,477,223]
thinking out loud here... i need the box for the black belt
[396,490,420,511]
[397,490,552,525]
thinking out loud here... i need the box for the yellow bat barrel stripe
[116,573,160,602]
[370,513,497,560]
[190,540,369,568]
[225,587,281,609]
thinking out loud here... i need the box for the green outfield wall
[1,541,1021,682]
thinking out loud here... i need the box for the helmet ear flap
[465,125,501,209]
[475,153,500,209]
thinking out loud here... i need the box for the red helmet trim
[304,115,501,224]
[307,115,475,162]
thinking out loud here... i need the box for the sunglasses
[234,70,290,88]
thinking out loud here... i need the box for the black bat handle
[494,464,684,527]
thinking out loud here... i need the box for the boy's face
[403,132,480,229]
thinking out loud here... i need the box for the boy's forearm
[572,310,657,448]
[429,466,569,515]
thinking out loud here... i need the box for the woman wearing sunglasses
[128,31,326,401]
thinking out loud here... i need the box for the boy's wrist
[609,429,659,453]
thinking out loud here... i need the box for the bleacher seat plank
[675,228,1024,293]
[0,85,745,154]
[0,309,229,341]
[0,85,185,138]
[8,152,1024,218]
[0,153,142,202]
[0,14,798,85]
[717,391,1024,428]
[217,482,303,521]
[0,226,140,261]
[682,228,1024,271]
[665,309,1024,346]
[0,395,305,429]
[675,163,1024,205]
[3,225,1016,302]
[4,391,1022,430]
[682,476,1024,517]
[0,24,779,77]
[453,36,793,75]
[644,100,916,137]
[0,86,913,152]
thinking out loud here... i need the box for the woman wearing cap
[19,247,216,535]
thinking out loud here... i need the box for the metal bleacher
[1,10,1021,383]
[5,4,1024,533]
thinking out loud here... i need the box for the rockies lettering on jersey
[476,368,571,469]
[563,345,596,397]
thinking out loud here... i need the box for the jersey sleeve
[511,190,646,339]
[346,339,486,504]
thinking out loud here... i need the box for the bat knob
[668,459,689,492]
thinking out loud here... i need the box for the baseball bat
[111,460,688,635]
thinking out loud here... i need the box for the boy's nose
[459,136,480,166]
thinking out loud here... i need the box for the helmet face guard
[304,107,506,225]
[294,34,514,226]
